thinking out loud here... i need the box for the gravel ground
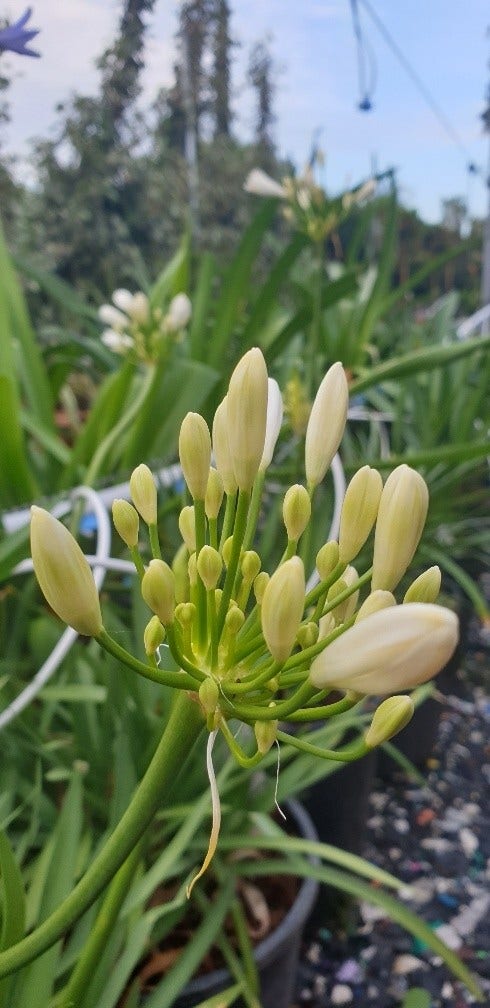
[295,641,490,1008]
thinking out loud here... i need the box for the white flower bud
[305,362,348,490]
[101,329,133,353]
[339,466,382,563]
[127,291,149,325]
[112,288,134,313]
[283,484,311,542]
[130,464,158,526]
[403,566,441,604]
[310,602,458,696]
[179,412,212,501]
[260,378,283,471]
[165,292,192,331]
[365,695,414,749]
[212,397,237,496]
[30,507,102,637]
[98,304,128,330]
[261,556,305,663]
[141,559,175,626]
[227,348,268,492]
[372,465,429,592]
[112,499,139,548]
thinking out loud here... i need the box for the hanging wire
[349,0,377,111]
[357,0,483,184]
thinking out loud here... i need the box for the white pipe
[0,487,112,730]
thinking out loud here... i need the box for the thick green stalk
[0,692,203,981]
[55,840,144,1008]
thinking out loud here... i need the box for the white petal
[310,603,458,696]
[260,378,283,470]
[244,169,287,199]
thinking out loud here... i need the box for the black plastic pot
[173,799,319,1008]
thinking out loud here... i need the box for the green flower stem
[217,490,250,638]
[277,729,368,763]
[223,680,314,724]
[55,839,145,1008]
[242,471,265,554]
[320,568,373,618]
[207,587,218,667]
[219,719,263,768]
[148,522,162,560]
[83,367,155,491]
[97,627,198,689]
[228,658,280,696]
[0,692,204,981]
[164,624,205,682]
[219,490,237,551]
[129,545,145,581]
[306,241,324,399]
[208,516,218,551]
[234,630,265,664]
[304,562,346,608]
[282,615,357,674]
[287,694,360,722]
[194,498,208,649]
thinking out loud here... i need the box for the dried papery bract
[305,362,349,491]
[372,465,429,592]
[226,348,268,492]
[310,603,458,695]
[30,507,102,637]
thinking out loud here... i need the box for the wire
[349,0,377,111]
[358,0,482,178]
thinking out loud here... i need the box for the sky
[1,0,489,224]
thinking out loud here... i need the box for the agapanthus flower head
[99,285,191,363]
[0,7,40,57]
[245,161,376,242]
[30,347,458,891]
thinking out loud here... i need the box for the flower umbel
[30,347,458,889]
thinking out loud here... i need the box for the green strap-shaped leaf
[0,375,39,506]
[0,829,26,1007]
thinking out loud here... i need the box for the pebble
[392,954,426,975]
[459,827,479,858]
[296,671,490,1008]
[330,983,353,1004]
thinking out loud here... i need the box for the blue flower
[0,7,40,58]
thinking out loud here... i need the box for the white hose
[0,486,113,730]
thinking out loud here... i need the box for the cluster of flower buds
[31,347,458,772]
[99,288,192,363]
[244,164,376,243]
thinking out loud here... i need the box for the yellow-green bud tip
[179,412,212,501]
[283,484,311,542]
[261,556,305,663]
[112,498,139,548]
[364,695,414,748]
[141,559,175,626]
[129,464,157,526]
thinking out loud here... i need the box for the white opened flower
[310,603,458,695]
[244,169,287,199]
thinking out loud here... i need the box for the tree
[247,37,276,160]
[210,0,236,138]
